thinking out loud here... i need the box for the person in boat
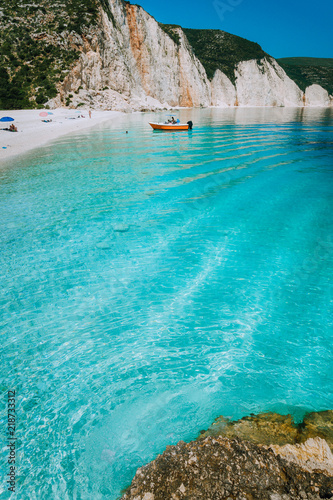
[165,116,177,124]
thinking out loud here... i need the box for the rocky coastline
[121,411,333,500]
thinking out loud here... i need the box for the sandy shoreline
[0,108,123,163]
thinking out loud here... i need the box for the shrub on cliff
[183,28,267,82]
[0,0,102,109]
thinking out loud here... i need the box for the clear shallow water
[0,107,333,499]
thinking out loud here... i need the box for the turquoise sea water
[1,108,333,499]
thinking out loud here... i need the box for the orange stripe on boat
[149,122,189,131]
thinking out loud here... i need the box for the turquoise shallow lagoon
[1,108,333,499]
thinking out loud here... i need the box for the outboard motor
[187,120,193,130]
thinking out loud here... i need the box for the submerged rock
[121,436,333,500]
[199,412,299,446]
[301,411,333,450]
[198,411,333,451]
[96,238,116,249]
[112,223,130,233]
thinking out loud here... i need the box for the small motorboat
[149,121,193,131]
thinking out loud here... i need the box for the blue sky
[136,0,333,59]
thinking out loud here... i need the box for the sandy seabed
[0,108,122,163]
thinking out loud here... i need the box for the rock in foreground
[121,436,333,500]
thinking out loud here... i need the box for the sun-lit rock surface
[270,437,333,476]
[235,58,303,107]
[3,1,332,110]
[50,1,211,110]
[46,0,315,111]
[305,84,331,106]
[211,70,236,107]
[121,436,333,500]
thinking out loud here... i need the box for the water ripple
[1,108,333,499]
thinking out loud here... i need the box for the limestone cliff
[305,84,331,106]
[1,0,332,110]
[53,0,329,110]
[234,58,303,107]
[52,1,213,110]
[278,57,333,97]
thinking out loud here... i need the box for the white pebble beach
[0,109,122,163]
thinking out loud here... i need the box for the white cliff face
[305,84,331,106]
[49,0,329,110]
[235,58,303,107]
[176,28,211,107]
[56,0,211,110]
[211,70,236,107]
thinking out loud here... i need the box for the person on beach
[89,110,92,119]
[9,124,18,132]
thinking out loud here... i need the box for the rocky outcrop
[271,437,333,476]
[121,411,333,500]
[46,0,317,110]
[235,58,303,107]
[305,84,331,106]
[121,436,333,500]
[277,57,333,100]
[211,70,236,107]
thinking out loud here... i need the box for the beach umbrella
[39,112,48,117]
[0,116,14,122]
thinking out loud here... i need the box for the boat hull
[149,122,189,131]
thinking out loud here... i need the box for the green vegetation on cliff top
[158,24,181,46]
[277,57,333,95]
[183,28,268,83]
[159,25,268,83]
[278,58,333,67]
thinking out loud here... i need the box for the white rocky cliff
[49,0,331,110]
[234,58,303,107]
[305,84,331,106]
